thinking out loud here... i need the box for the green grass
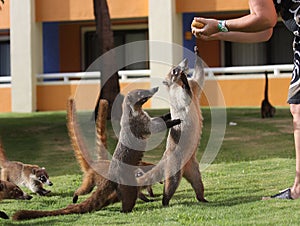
[0,108,299,225]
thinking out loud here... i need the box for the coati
[67,98,156,203]
[137,46,207,206]
[0,140,53,196]
[0,179,32,200]
[12,87,181,220]
[261,71,276,118]
[0,180,33,220]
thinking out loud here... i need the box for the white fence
[0,64,294,85]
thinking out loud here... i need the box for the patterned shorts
[288,36,300,104]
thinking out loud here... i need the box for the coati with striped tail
[67,98,158,203]
[137,46,207,206]
[12,87,181,220]
[0,179,33,219]
[261,71,275,118]
[0,140,52,196]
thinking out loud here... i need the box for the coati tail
[67,98,91,173]
[96,99,109,160]
[264,71,269,101]
[0,139,7,166]
[13,180,118,221]
[0,210,9,219]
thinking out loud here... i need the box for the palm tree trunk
[93,0,120,120]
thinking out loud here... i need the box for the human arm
[0,0,4,10]
[195,29,273,43]
[191,0,277,41]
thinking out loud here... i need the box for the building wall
[35,0,148,22]
[176,0,249,13]
[0,0,9,29]
[0,87,11,112]
[1,0,250,29]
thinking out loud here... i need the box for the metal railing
[0,64,294,86]
[204,64,293,77]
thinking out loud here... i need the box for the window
[0,38,10,77]
[82,26,148,71]
[224,22,293,66]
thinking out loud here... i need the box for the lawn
[0,107,299,225]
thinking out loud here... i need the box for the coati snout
[32,168,53,186]
[127,87,158,111]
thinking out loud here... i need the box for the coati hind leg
[73,172,96,203]
[118,185,138,213]
[162,170,182,206]
[183,158,207,202]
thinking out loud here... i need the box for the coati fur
[137,46,207,206]
[12,87,181,220]
[0,140,53,196]
[0,179,32,200]
[261,71,276,118]
[67,98,156,203]
[0,180,33,219]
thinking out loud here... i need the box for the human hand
[191,17,219,39]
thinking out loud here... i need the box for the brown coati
[0,179,32,200]
[137,46,207,206]
[12,87,181,220]
[67,98,157,203]
[261,71,276,118]
[0,180,33,219]
[0,140,53,196]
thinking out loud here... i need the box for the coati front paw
[166,118,181,128]
[72,195,78,204]
[160,113,171,121]
[37,189,51,196]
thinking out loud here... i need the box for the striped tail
[95,99,109,160]
[12,180,118,221]
[0,139,8,167]
[67,98,91,173]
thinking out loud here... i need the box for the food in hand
[192,20,204,29]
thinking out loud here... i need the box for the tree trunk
[93,0,120,120]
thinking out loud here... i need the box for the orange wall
[0,87,11,112]
[35,0,148,22]
[0,0,10,29]
[176,0,249,13]
[1,0,250,28]
[201,77,290,107]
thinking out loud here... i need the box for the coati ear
[125,95,136,114]
[178,58,189,74]
[32,168,36,174]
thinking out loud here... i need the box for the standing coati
[0,140,53,196]
[261,71,276,118]
[12,87,181,220]
[67,98,157,203]
[137,46,207,206]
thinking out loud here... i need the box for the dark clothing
[274,0,300,103]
